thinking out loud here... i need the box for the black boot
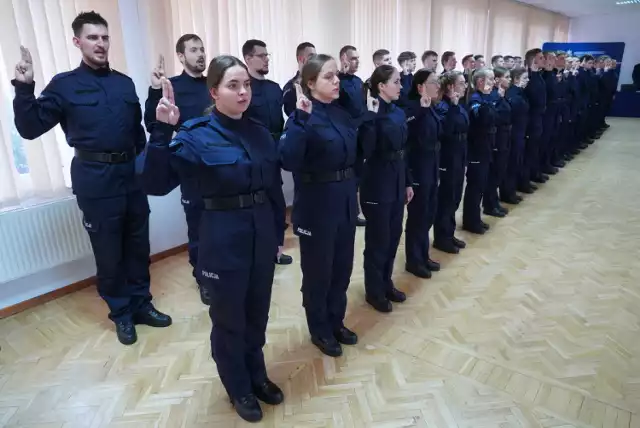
[115,320,137,345]
[334,326,358,345]
[133,305,172,328]
[253,379,284,405]
[231,394,263,422]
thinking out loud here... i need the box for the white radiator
[0,197,93,284]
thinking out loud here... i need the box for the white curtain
[0,0,569,210]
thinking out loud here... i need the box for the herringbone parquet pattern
[1,118,639,427]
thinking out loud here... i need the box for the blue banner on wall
[541,42,626,65]
[542,42,640,118]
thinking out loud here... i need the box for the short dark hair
[514,56,522,60]
[397,51,416,65]
[462,54,474,65]
[421,50,438,63]
[525,48,542,66]
[510,67,528,83]
[474,54,484,61]
[491,55,503,64]
[504,55,514,61]
[71,11,108,37]
[580,54,595,62]
[373,49,390,63]
[441,51,455,66]
[368,65,396,97]
[493,66,509,78]
[242,39,266,58]
[176,34,202,54]
[296,42,315,57]
[340,45,357,58]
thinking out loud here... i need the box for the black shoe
[275,253,293,265]
[434,239,460,254]
[501,196,520,205]
[463,224,486,235]
[334,326,358,345]
[551,161,565,168]
[481,221,490,230]
[133,306,172,328]
[405,263,432,279]
[452,236,467,249]
[564,154,574,162]
[386,287,406,303]
[531,175,546,183]
[116,320,137,345]
[366,294,393,313]
[484,208,505,218]
[515,195,523,202]
[571,149,581,155]
[426,259,441,272]
[232,394,263,422]
[198,283,212,305]
[311,336,343,357]
[517,186,534,194]
[529,183,539,191]
[603,123,610,129]
[497,205,509,215]
[253,379,284,405]
[356,217,366,227]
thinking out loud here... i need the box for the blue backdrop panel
[542,42,639,118]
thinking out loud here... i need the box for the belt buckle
[253,192,265,204]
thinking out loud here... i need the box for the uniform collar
[79,60,111,77]
[377,96,394,113]
[180,70,206,82]
[212,108,244,128]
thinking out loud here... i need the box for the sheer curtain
[0,0,569,210]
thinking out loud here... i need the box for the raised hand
[420,90,431,108]
[294,83,312,114]
[367,95,379,113]
[151,54,165,89]
[451,91,461,105]
[156,77,180,125]
[15,46,34,84]
[498,87,505,97]
[483,80,493,94]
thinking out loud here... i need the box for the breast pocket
[68,94,101,131]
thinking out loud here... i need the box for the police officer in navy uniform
[539,52,562,177]
[403,69,443,278]
[280,54,371,358]
[521,48,547,193]
[242,39,293,265]
[143,34,211,305]
[396,51,417,107]
[359,65,413,312]
[462,68,497,235]
[139,56,285,423]
[283,42,317,117]
[12,11,171,345]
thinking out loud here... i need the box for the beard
[187,59,206,74]
[257,67,269,75]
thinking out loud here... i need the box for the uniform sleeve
[143,86,162,133]
[357,114,378,159]
[134,99,147,154]
[279,109,310,172]
[12,79,64,140]
[282,82,296,118]
[267,166,286,247]
[137,121,182,196]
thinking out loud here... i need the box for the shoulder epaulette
[51,70,77,82]
[247,116,269,130]
[110,69,132,80]
[181,115,210,130]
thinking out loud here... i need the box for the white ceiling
[515,0,640,17]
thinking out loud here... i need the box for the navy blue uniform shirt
[245,76,285,139]
[505,85,529,134]
[435,96,469,168]
[525,69,547,116]
[467,91,498,160]
[143,71,209,133]
[12,61,146,198]
[140,111,285,269]
[337,72,366,120]
[402,99,442,186]
[359,98,409,203]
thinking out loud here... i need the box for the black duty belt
[203,190,266,210]
[74,148,134,163]
[487,127,497,135]
[454,133,468,141]
[301,167,354,184]
[379,149,405,161]
[499,125,513,132]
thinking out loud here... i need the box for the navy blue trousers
[434,154,465,244]
[484,129,510,211]
[181,194,204,278]
[500,131,525,199]
[362,200,404,299]
[463,159,490,229]
[405,155,439,268]
[76,191,152,322]
[203,264,274,399]
[299,219,356,340]
[522,118,543,185]
[540,108,559,171]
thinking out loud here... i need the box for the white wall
[569,10,640,87]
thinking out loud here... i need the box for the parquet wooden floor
[1,117,640,427]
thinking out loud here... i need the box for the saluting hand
[15,46,34,84]
[156,77,180,125]
[294,82,312,114]
[367,95,379,113]
[498,87,505,97]
[151,54,165,89]
[420,91,431,108]
[451,91,461,105]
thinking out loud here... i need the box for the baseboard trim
[0,244,188,319]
